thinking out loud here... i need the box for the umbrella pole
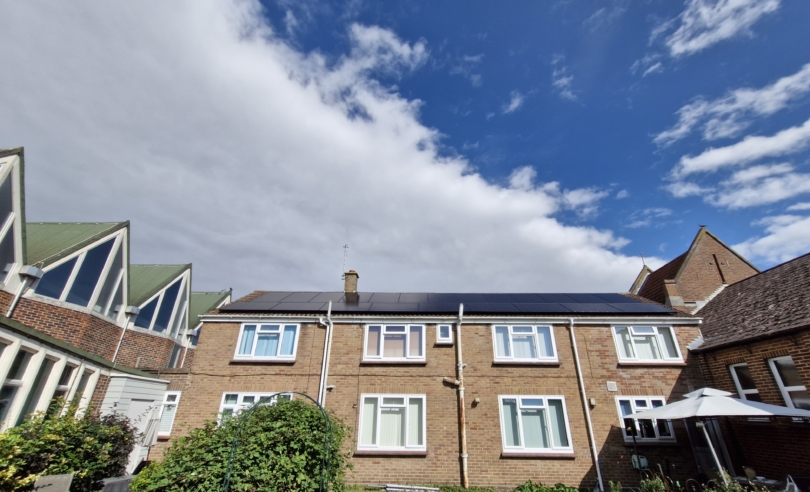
[698,420,728,486]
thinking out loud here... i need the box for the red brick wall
[698,331,810,477]
[676,235,758,303]
[165,318,704,488]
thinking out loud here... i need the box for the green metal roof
[0,315,157,379]
[25,222,128,268]
[188,291,231,329]
[129,264,190,307]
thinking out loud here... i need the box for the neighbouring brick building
[0,147,229,471]
[691,252,810,479]
[161,270,706,489]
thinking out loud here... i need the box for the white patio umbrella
[626,388,810,484]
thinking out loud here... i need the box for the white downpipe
[569,318,604,492]
[317,301,334,406]
[455,303,469,488]
[5,276,33,318]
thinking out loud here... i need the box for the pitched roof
[129,264,190,306]
[188,291,230,329]
[218,291,680,316]
[637,252,686,304]
[25,222,128,268]
[696,252,810,351]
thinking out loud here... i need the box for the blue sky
[1,1,809,295]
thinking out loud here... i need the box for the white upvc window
[218,392,292,421]
[0,159,20,284]
[363,325,425,361]
[492,325,557,362]
[612,326,682,363]
[158,392,181,436]
[234,324,299,361]
[768,356,810,410]
[498,395,573,454]
[133,273,189,336]
[436,324,453,345]
[616,397,674,442]
[358,394,425,451]
[0,348,35,426]
[729,363,761,402]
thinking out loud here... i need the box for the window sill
[434,341,454,346]
[622,441,679,447]
[492,360,560,366]
[157,435,171,441]
[360,360,427,365]
[617,361,686,367]
[230,358,296,364]
[501,452,575,459]
[353,450,427,457]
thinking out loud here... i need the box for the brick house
[631,227,759,313]
[691,252,810,479]
[161,271,706,489]
[0,147,229,470]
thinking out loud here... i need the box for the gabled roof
[696,252,810,351]
[219,291,680,316]
[129,264,190,307]
[25,222,128,268]
[188,291,231,329]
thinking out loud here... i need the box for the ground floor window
[616,396,674,442]
[768,356,810,410]
[358,394,425,451]
[218,392,292,421]
[498,395,573,454]
[159,392,181,436]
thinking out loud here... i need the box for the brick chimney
[344,270,359,293]
[663,279,685,307]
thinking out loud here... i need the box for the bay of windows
[612,326,681,363]
[364,325,424,361]
[359,394,425,451]
[617,397,674,441]
[768,356,810,410]
[235,324,299,360]
[498,395,572,454]
[493,325,556,362]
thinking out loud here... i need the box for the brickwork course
[163,308,705,488]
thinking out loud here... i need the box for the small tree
[0,400,137,492]
[131,398,351,492]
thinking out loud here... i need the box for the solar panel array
[220,291,675,315]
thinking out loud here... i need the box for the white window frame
[0,160,19,285]
[615,396,675,442]
[491,325,558,363]
[363,325,426,362]
[218,392,292,422]
[436,324,453,345]
[729,363,760,401]
[497,395,573,454]
[158,391,181,436]
[611,325,683,363]
[133,272,189,336]
[357,394,426,452]
[233,323,300,361]
[768,356,808,409]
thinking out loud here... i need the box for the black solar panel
[219,291,676,315]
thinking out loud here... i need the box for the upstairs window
[498,395,572,454]
[0,164,18,283]
[436,324,453,345]
[768,356,810,410]
[492,325,557,362]
[158,392,181,436]
[358,394,425,451]
[364,325,425,362]
[219,392,292,421]
[133,276,189,336]
[34,235,126,319]
[729,363,761,402]
[612,326,681,363]
[617,397,674,442]
[235,324,299,361]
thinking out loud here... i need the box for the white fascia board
[109,372,170,385]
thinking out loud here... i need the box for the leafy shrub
[514,481,579,492]
[609,481,623,492]
[0,400,136,492]
[131,398,350,492]
[639,477,666,492]
[438,486,497,492]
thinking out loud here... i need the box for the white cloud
[707,163,810,208]
[616,189,629,199]
[664,0,780,57]
[508,167,609,218]
[502,91,525,114]
[673,117,810,177]
[630,53,665,77]
[642,62,664,77]
[787,202,810,211]
[0,1,651,294]
[625,208,673,229]
[551,54,577,101]
[664,181,712,197]
[655,63,810,146]
[450,53,484,87]
[508,166,536,191]
[734,214,810,263]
